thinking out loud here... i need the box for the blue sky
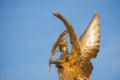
[0,0,120,80]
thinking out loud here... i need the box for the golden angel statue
[48,11,100,80]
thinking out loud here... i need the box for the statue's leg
[58,69,63,80]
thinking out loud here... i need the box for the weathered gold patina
[49,11,100,80]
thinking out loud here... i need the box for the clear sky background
[0,0,120,80]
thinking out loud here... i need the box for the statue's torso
[56,53,93,80]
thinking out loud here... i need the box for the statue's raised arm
[52,11,81,56]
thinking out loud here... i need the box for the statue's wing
[79,12,100,59]
[53,11,81,55]
[50,30,68,60]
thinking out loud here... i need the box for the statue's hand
[48,59,52,72]
[48,59,62,72]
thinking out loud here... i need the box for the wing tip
[94,11,98,14]
[94,11,100,19]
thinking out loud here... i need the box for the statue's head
[59,38,67,53]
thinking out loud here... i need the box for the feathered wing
[52,11,81,55]
[79,12,100,59]
[50,30,68,59]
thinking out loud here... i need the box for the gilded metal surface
[49,11,100,80]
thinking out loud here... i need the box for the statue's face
[59,39,67,52]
